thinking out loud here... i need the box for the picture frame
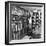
[5,1,45,45]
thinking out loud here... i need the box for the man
[27,11,32,36]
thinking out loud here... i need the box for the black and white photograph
[5,1,45,45]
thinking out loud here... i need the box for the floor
[22,35,32,39]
